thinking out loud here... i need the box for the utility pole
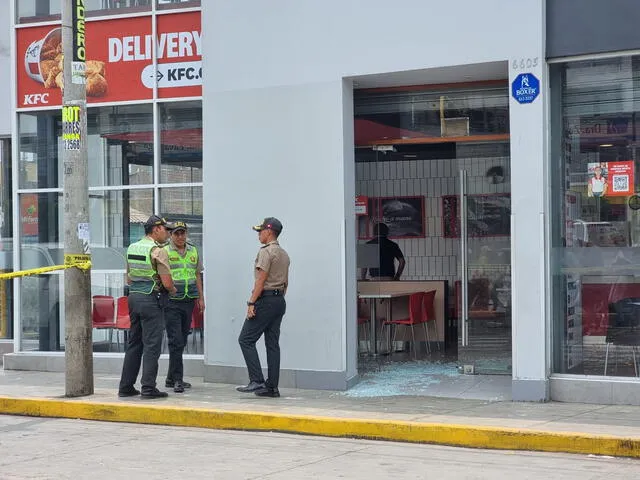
[62,0,93,396]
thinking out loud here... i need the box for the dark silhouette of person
[361,223,405,281]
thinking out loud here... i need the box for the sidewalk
[1,369,640,458]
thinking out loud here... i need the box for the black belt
[261,289,283,297]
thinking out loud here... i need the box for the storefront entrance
[354,81,513,389]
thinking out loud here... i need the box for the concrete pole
[62,0,93,396]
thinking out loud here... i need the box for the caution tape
[0,260,91,281]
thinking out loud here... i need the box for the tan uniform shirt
[255,241,290,290]
[150,244,171,291]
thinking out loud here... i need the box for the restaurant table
[357,291,414,355]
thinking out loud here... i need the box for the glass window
[160,186,202,247]
[17,0,151,23]
[159,101,202,183]
[20,273,62,351]
[354,85,509,145]
[19,106,154,189]
[0,139,12,340]
[89,188,153,263]
[19,112,61,190]
[157,0,200,10]
[551,56,640,377]
[88,105,154,187]
[18,190,62,352]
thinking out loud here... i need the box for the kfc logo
[23,93,49,105]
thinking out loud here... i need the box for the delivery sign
[17,11,201,108]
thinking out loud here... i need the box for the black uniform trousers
[238,295,286,389]
[165,299,195,384]
[119,292,165,394]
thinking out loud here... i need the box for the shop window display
[551,55,640,377]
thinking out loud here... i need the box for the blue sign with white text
[511,73,540,104]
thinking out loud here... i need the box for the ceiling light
[600,144,613,147]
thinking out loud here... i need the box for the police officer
[164,221,205,393]
[237,217,290,398]
[118,215,176,399]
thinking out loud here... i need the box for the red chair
[357,299,370,354]
[382,292,427,359]
[114,296,131,352]
[92,295,115,352]
[422,290,439,353]
[189,306,204,353]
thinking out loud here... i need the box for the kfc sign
[23,93,50,105]
[17,11,201,108]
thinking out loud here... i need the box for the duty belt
[261,289,282,297]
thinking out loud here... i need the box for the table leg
[370,300,377,355]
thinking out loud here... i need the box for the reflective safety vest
[167,243,199,300]
[127,237,159,294]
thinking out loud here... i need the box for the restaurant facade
[5,0,640,405]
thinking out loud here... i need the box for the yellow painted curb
[1,396,639,458]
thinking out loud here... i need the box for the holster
[157,291,169,308]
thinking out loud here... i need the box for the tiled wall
[356,155,510,285]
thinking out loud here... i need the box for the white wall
[0,0,11,135]
[203,0,547,393]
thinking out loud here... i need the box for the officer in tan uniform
[237,217,290,398]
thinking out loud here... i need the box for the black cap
[144,215,168,228]
[252,217,283,234]
[168,221,188,232]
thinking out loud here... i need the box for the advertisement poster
[17,11,201,108]
[587,161,634,197]
[359,196,425,239]
[20,194,38,237]
[355,195,368,216]
[442,194,511,238]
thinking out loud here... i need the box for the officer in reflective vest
[164,221,205,393]
[118,215,176,399]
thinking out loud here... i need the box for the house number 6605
[512,57,539,71]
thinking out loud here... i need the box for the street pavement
[2,369,640,458]
[1,414,639,479]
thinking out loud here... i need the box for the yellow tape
[64,254,91,266]
[0,261,92,280]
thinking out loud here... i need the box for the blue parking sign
[511,73,540,104]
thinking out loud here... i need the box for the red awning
[102,128,202,149]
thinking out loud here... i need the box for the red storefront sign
[17,11,201,108]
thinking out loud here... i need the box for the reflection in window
[17,0,152,23]
[20,274,62,351]
[157,0,200,9]
[90,105,154,187]
[89,188,153,258]
[160,186,202,248]
[354,86,509,145]
[19,112,61,189]
[160,101,202,183]
[0,139,12,340]
[551,55,640,377]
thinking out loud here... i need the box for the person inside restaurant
[360,222,405,281]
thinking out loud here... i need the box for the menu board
[442,193,511,238]
[358,196,426,239]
